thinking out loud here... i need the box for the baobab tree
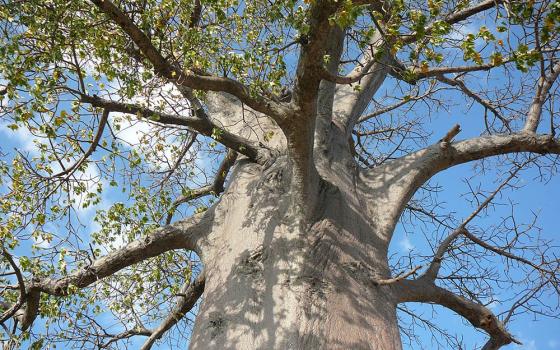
[1,0,559,349]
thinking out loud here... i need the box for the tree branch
[319,55,379,85]
[50,108,109,178]
[159,133,198,186]
[1,212,210,330]
[357,85,438,123]
[393,280,520,349]
[372,265,422,286]
[435,74,511,132]
[333,31,391,134]
[79,94,272,164]
[337,0,504,132]
[401,0,505,46]
[140,271,205,350]
[0,250,26,326]
[363,132,560,241]
[524,60,560,132]
[412,63,501,79]
[165,150,237,224]
[421,165,523,281]
[290,1,342,115]
[89,0,288,122]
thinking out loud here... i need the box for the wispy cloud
[0,123,40,155]
[110,113,151,147]
[399,235,414,252]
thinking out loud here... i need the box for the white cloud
[49,160,105,215]
[0,123,40,155]
[399,235,414,252]
[110,112,151,147]
[549,340,559,349]
[32,235,51,249]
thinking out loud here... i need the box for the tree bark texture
[189,158,402,350]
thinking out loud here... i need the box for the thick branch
[394,280,520,349]
[524,60,560,132]
[333,31,391,133]
[278,2,349,217]
[291,1,341,115]
[3,213,210,330]
[89,0,288,122]
[80,94,271,164]
[314,26,347,158]
[363,132,560,240]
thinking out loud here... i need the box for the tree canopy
[1,0,560,349]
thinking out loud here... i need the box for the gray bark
[189,158,402,350]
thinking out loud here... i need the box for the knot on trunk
[207,312,228,340]
[236,246,267,276]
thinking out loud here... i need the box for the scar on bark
[207,312,227,339]
[236,246,267,276]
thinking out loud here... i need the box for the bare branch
[140,272,205,350]
[357,86,437,123]
[435,75,511,132]
[50,108,109,178]
[394,280,520,349]
[524,60,560,132]
[160,133,198,186]
[165,150,237,224]
[439,124,461,146]
[372,265,423,286]
[421,165,523,281]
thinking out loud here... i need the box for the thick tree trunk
[189,159,402,350]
